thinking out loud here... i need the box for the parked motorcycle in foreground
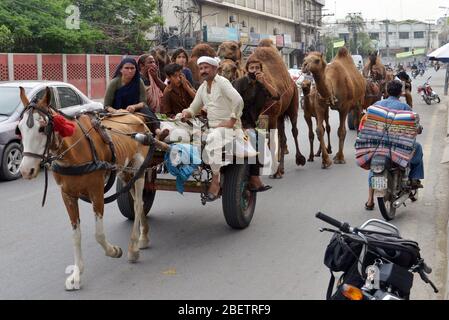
[316,212,438,300]
[417,76,440,105]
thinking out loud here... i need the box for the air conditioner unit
[273,28,279,35]
[229,15,236,23]
[250,26,255,33]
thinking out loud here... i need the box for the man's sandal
[365,202,375,211]
[205,192,221,202]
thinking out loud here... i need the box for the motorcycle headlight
[371,164,385,174]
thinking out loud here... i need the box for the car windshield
[0,87,31,116]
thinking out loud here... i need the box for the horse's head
[218,59,238,82]
[302,52,326,75]
[17,87,54,179]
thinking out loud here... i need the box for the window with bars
[399,32,409,39]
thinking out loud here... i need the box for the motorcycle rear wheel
[436,96,441,104]
[378,196,396,221]
[424,96,432,105]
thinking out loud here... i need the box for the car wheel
[0,142,23,181]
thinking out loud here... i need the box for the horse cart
[115,118,262,230]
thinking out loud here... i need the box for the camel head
[302,52,326,75]
[218,59,238,82]
[258,38,277,50]
[369,51,379,65]
[191,43,217,58]
[217,41,242,62]
[301,80,312,96]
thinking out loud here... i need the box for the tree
[74,0,163,53]
[0,0,163,53]
[0,24,14,52]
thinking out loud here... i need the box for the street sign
[333,40,345,48]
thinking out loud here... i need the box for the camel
[302,47,366,168]
[301,80,332,162]
[249,39,306,178]
[218,59,240,82]
[217,40,245,77]
[150,46,171,81]
[362,51,386,81]
[187,43,217,88]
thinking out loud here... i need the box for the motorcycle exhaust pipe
[393,193,411,208]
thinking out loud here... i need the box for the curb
[444,98,449,300]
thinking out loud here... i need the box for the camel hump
[258,38,275,47]
[337,47,350,58]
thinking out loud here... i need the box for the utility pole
[346,12,362,55]
[382,19,390,59]
[425,19,433,51]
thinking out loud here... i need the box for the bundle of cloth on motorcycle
[355,105,419,170]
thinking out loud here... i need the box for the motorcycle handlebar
[315,212,352,233]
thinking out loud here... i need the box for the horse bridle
[17,101,56,165]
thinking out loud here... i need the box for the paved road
[1,68,448,300]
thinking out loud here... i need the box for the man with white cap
[180,55,245,202]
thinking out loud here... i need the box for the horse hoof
[138,239,150,250]
[128,250,140,263]
[113,246,123,258]
[307,157,314,162]
[327,148,332,154]
[65,267,81,291]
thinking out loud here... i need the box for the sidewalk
[443,96,449,300]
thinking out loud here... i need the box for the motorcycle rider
[364,80,424,210]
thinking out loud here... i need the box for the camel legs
[325,112,332,154]
[305,114,315,162]
[290,113,306,166]
[405,90,413,108]
[316,107,333,169]
[271,117,287,179]
[333,110,348,164]
[61,191,83,291]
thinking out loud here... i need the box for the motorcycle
[370,153,422,221]
[417,76,440,105]
[316,212,438,300]
[411,69,419,79]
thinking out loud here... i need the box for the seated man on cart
[179,56,248,202]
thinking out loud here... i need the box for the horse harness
[18,104,155,206]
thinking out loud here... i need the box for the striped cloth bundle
[355,105,419,170]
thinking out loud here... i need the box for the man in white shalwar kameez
[180,56,245,202]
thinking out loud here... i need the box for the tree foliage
[0,0,163,53]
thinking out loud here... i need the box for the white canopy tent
[428,43,449,95]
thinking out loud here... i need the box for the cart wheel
[116,178,155,220]
[222,164,256,229]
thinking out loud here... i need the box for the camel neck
[312,72,331,98]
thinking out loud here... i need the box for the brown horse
[17,87,151,290]
[250,39,306,178]
[302,47,366,168]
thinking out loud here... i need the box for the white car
[288,68,302,83]
[0,81,103,181]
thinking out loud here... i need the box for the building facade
[322,19,440,61]
[159,0,324,68]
